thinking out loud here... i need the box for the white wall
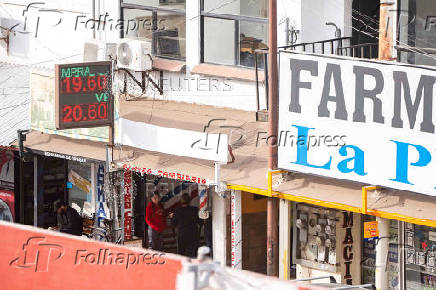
[300,0,351,43]
[0,0,120,67]
[1,0,352,113]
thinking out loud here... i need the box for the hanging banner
[124,169,133,241]
[96,164,108,229]
[279,51,436,196]
[0,149,15,221]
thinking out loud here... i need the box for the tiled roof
[0,61,30,146]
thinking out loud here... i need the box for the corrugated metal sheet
[0,61,30,146]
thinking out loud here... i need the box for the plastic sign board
[278,51,436,196]
[364,221,379,241]
[55,61,113,130]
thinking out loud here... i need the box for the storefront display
[0,149,15,221]
[293,206,360,284]
[293,204,340,273]
[405,223,436,289]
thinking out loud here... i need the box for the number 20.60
[62,103,108,123]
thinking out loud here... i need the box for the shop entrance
[127,172,212,258]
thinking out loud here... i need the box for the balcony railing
[254,37,379,119]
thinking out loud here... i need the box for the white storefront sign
[117,118,228,163]
[278,51,436,196]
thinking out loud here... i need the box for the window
[121,0,186,60]
[398,0,436,66]
[201,0,268,68]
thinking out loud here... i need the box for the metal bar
[330,41,334,54]
[311,43,315,53]
[279,37,351,49]
[235,20,240,66]
[33,155,37,227]
[254,52,260,112]
[362,187,368,214]
[399,221,405,290]
[294,276,336,283]
[200,12,268,23]
[120,2,186,14]
[321,42,325,54]
[264,53,269,110]
[267,0,278,277]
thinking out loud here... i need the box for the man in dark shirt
[170,194,200,258]
[53,200,83,236]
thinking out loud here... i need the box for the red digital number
[88,104,97,120]
[98,102,108,119]
[63,105,73,122]
[98,75,107,91]
[88,76,97,91]
[62,78,71,94]
[73,105,83,121]
[72,77,82,93]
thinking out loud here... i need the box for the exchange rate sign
[55,61,113,130]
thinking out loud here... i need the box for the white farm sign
[278,51,436,196]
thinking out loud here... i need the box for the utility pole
[267,0,278,277]
[378,0,395,60]
[376,2,395,289]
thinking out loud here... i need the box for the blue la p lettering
[292,125,332,169]
[390,140,431,185]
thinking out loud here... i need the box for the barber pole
[198,185,209,220]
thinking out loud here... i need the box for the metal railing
[338,43,379,59]
[254,37,381,117]
[280,36,351,55]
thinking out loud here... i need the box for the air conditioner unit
[116,39,152,71]
[83,41,118,62]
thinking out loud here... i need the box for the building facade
[0,1,436,288]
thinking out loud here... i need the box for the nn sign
[278,51,436,196]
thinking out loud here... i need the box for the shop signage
[117,118,228,163]
[44,151,87,163]
[342,212,354,285]
[123,169,133,241]
[279,51,436,196]
[123,164,210,185]
[363,221,379,241]
[96,164,107,228]
[55,61,113,130]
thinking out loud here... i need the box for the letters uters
[288,59,436,134]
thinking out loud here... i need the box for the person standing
[146,192,166,251]
[53,200,83,236]
[170,193,200,258]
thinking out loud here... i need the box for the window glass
[123,8,186,59]
[204,17,236,65]
[203,18,268,67]
[68,162,91,212]
[398,0,436,66]
[123,0,186,10]
[405,223,436,289]
[203,0,268,18]
[240,20,268,67]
